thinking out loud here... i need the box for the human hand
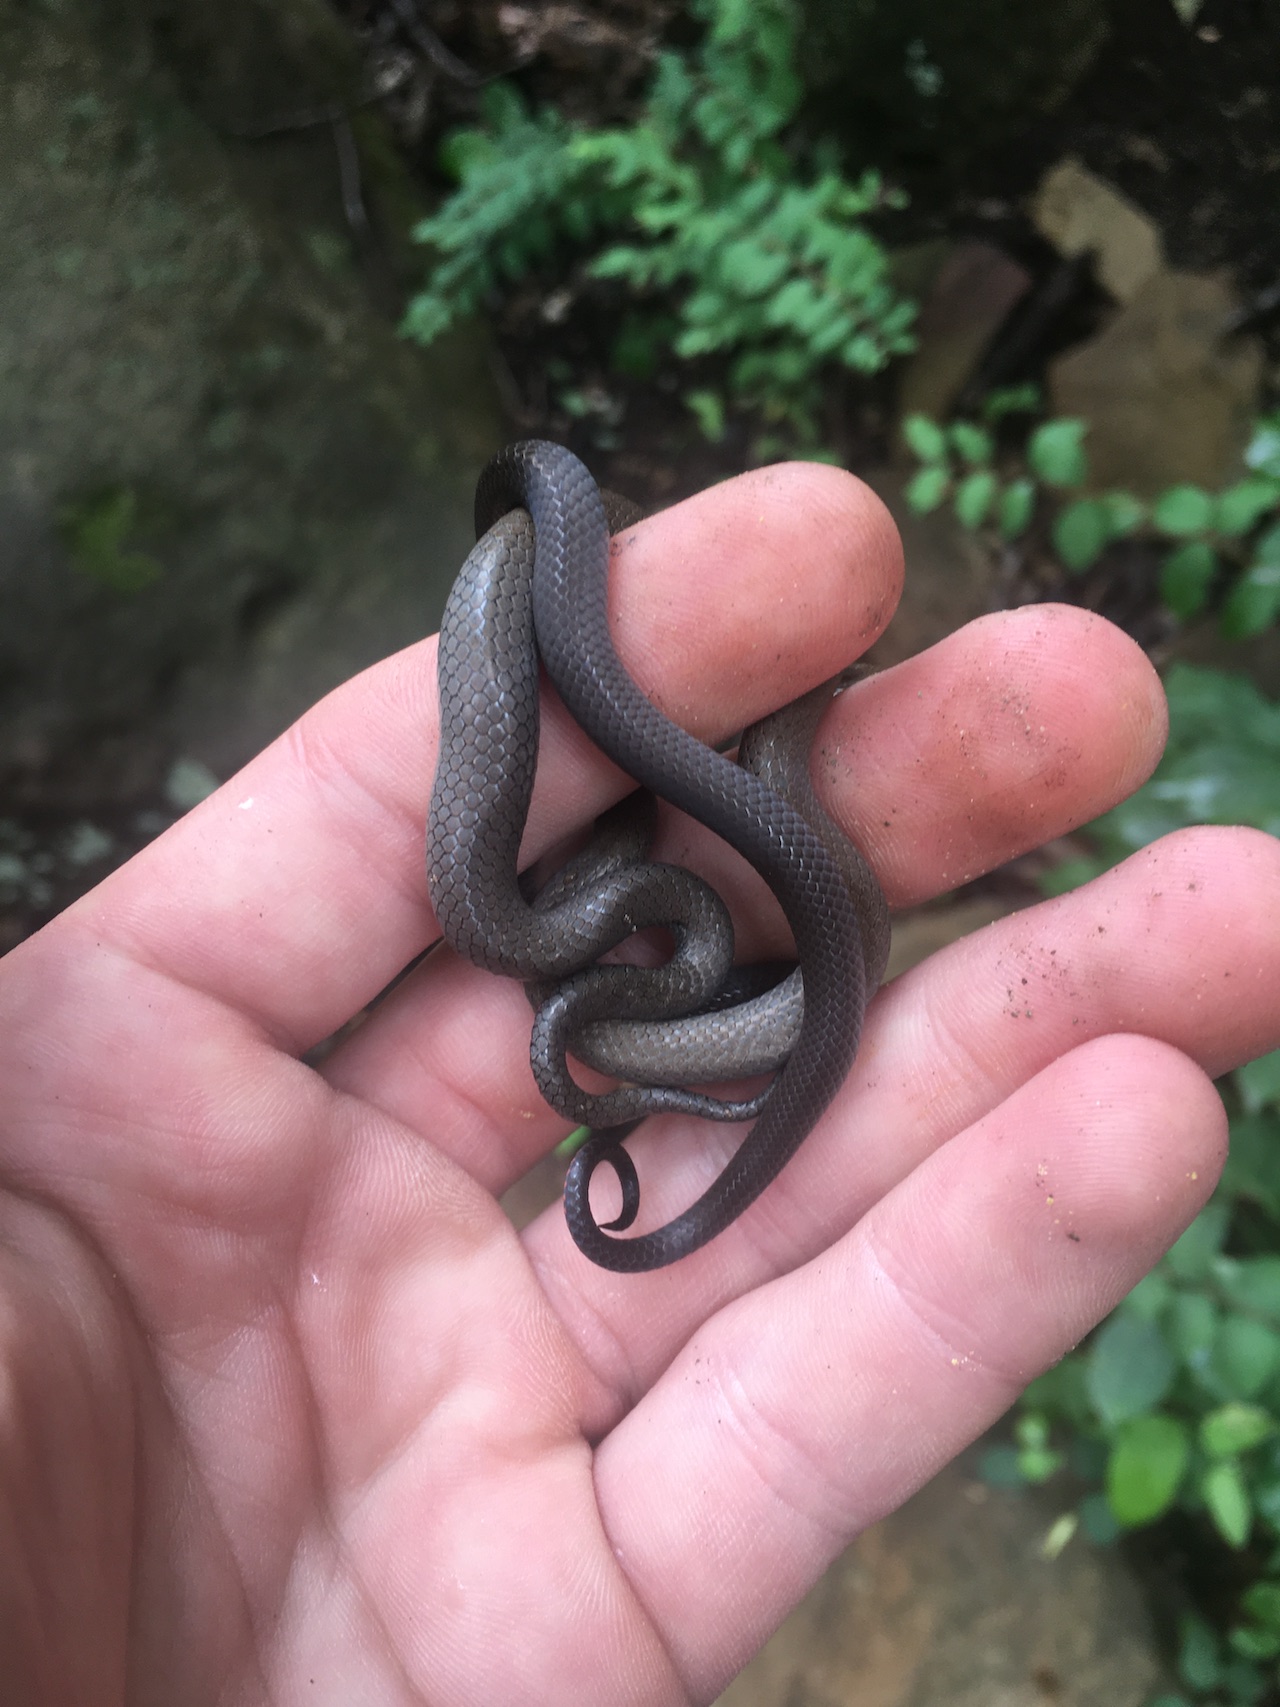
[2,463,1277,1705]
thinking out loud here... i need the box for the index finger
[54,463,904,1053]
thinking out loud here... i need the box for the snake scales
[427,440,888,1271]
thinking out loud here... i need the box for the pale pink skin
[1,462,1276,1706]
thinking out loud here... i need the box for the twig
[217,101,380,248]
[220,100,351,140]
[384,0,484,87]
[331,113,371,245]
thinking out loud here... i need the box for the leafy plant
[904,405,1280,639]
[981,664,1280,1707]
[1043,664,1280,897]
[403,0,916,442]
[57,484,163,594]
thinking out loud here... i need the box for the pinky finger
[592,1033,1227,1702]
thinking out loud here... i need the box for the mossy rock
[0,0,501,807]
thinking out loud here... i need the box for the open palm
[2,463,1277,1706]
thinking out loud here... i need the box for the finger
[590,1033,1225,1701]
[321,602,1165,1185]
[525,824,1280,1406]
[529,600,1165,960]
[56,464,901,1054]
[765,600,1166,908]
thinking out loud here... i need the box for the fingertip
[997,603,1169,795]
[612,462,903,739]
[908,1030,1228,1324]
[832,603,1170,902]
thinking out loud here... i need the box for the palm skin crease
[0,460,1276,1705]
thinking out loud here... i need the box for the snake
[426,440,889,1272]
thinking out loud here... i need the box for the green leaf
[1128,1270,1173,1320]
[1201,1403,1276,1458]
[1014,1412,1053,1451]
[1241,1583,1280,1631]
[1218,1256,1280,1322]
[1222,1111,1280,1220]
[954,470,997,528]
[1076,663,1280,857]
[1153,484,1215,537]
[1178,1613,1224,1691]
[1230,1623,1280,1662]
[1018,1444,1065,1483]
[1021,1357,1095,1432]
[684,388,726,441]
[997,478,1036,539]
[1216,479,1280,537]
[554,1126,590,1158]
[948,421,994,467]
[611,313,675,379]
[1053,499,1109,572]
[399,292,454,344]
[1028,418,1088,489]
[1245,413,1280,481]
[1255,1482,1280,1536]
[1039,854,1106,896]
[1106,1413,1189,1524]
[978,1444,1025,1488]
[719,238,789,297]
[478,79,530,134]
[1099,491,1147,536]
[1220,557,1280,639]
[1238,1049,1280,1115]
[905,466,949,513]
[1160,540,1219,619]
[1087,1313,1175,1425]
[1202,1457,1252,1546]
[1013,1412,1064,1482]
[1254,519,1280,565]
[1165,1202,1230,1282]
[1168,1290,1218,1371]
[1221,1656,1268,1702]
[57,485,164,595]
[902,414,948,464]
[980,382,1042,422]
[1213,1316,1280,1399]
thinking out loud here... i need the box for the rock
[716,1454,1165,1707]
[895,241,1033,428]
[0,0,502,808]
[1048,269,1263,497]
[1031,157,1164,305]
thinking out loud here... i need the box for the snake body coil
[428,440,887,1271]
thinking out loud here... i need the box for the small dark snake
[427,441,889,1271]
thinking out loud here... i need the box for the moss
[57,485,164,594]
